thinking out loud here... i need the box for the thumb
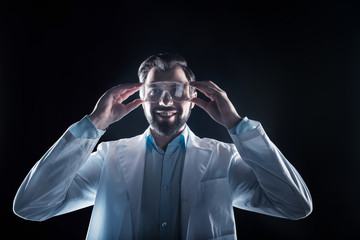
[190,97,208,111]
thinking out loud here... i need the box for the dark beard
[146,106,191,136]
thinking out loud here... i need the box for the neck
[150,126,185,151]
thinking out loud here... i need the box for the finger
[190,83,219,100]
[190,81,222,92]
[109,82,144,95]
[111,83,143,103]
[189,97,209,111]
[125,98,143,113]
[118,86,142,102]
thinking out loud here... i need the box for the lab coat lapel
[181,129,213,238]
[116,127,214,239]
[116,133,147,240]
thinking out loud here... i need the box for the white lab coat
[14,122,312,240]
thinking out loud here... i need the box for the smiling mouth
[155,110,177,117]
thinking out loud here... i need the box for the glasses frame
[139,81,196,103]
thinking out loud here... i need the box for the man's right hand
[88,82,144,130]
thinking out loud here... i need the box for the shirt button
[161,222,167,227]
[163,184,168,190]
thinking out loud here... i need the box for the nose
[159,90,173,106]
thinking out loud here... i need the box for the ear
[190,91,197,109]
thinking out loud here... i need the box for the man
[13,53,312,240]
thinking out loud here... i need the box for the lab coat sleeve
[228,119,313,220]
[13,118,107,221]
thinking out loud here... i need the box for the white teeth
[156,110,177,116]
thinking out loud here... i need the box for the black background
[1,1,359,239]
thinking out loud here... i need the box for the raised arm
[13,126,103,221]
[228,119,312,220]
[190,80,312,219]
[13,83,143,221]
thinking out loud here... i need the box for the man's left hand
[190,81,242,130]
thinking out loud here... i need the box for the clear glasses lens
[140,81,195,103]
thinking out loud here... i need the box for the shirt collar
[145,125,189,153]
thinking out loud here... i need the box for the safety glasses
[140,81,195,103]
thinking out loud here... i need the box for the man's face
[142,67,195,136]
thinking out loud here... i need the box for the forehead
[146,67,188,84]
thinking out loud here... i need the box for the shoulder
[97,132,146,151]
[189,129,237,155]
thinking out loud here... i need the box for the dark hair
[138,53,195,83]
